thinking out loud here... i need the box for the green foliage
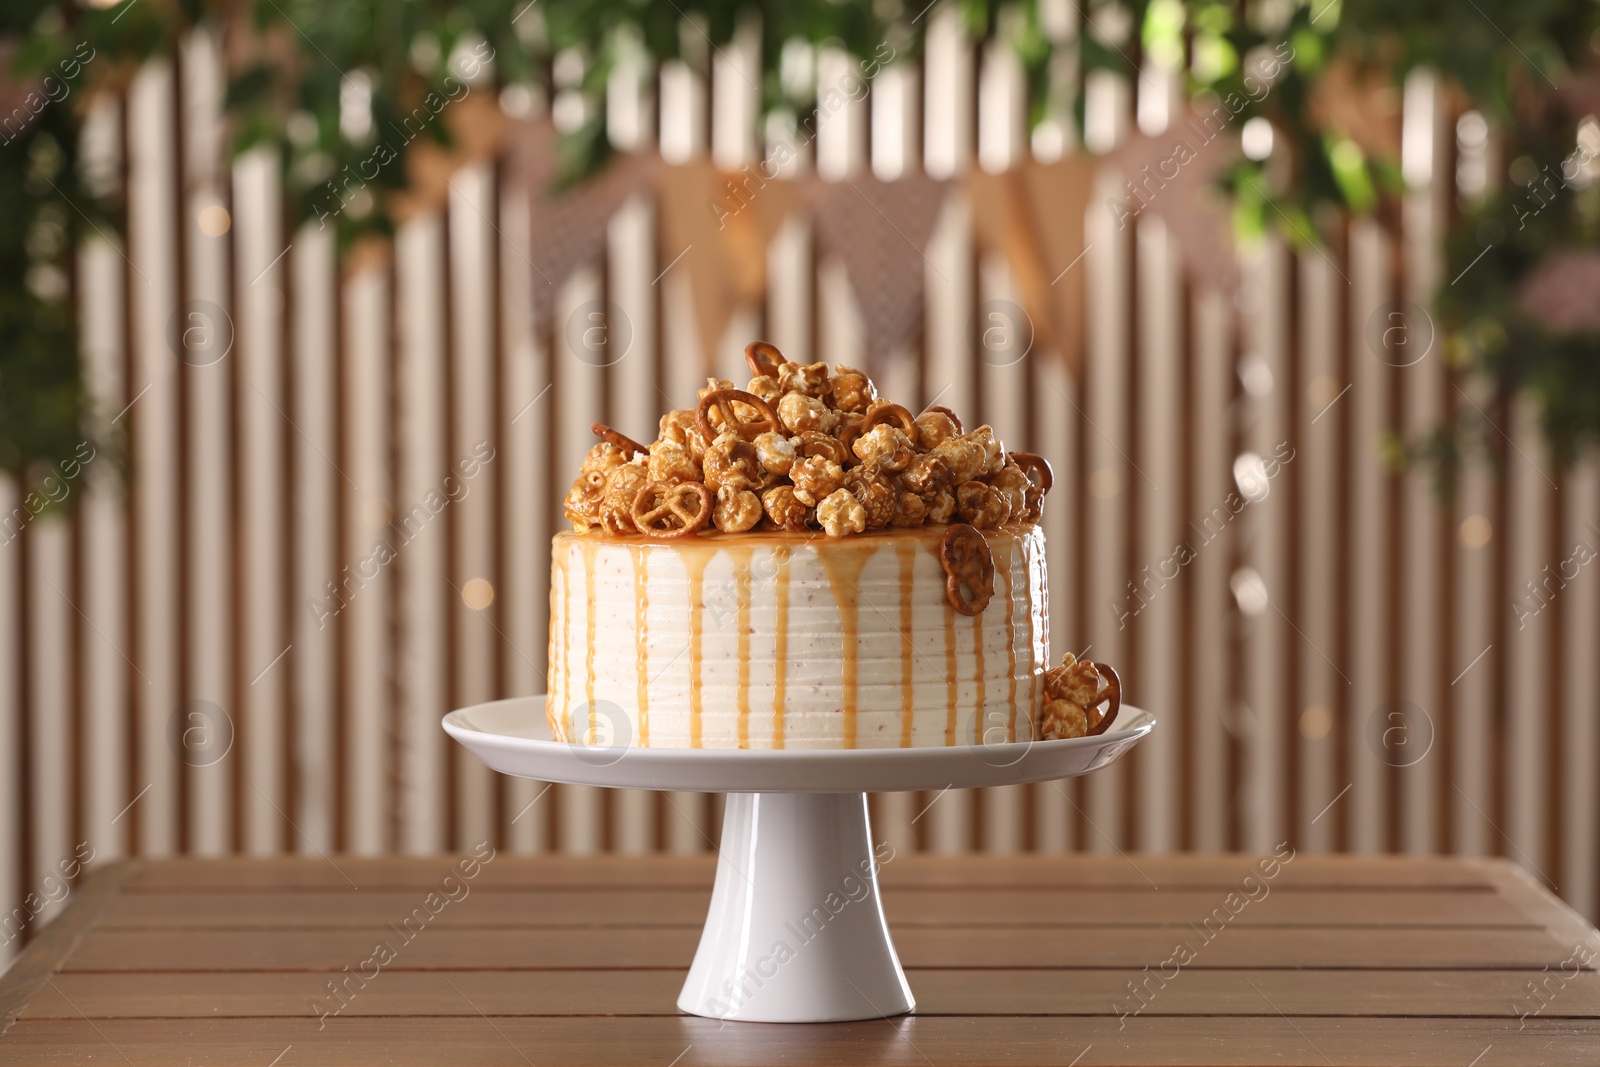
[2,0,1599,500]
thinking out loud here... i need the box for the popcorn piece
[967,425,1005,475]
[753,431,798,477]
[988,462,1031,521]
[647,443,701,485]
[817,488,867,537]
[713,486,763,533]
[934,435,985,483]
[778,360,832,399]
[956,479,1011,528]
[563,469,608,528]
[830,365,877,414]
[747,375,782,404]
[580,441,628,477]
[843,465,896,529]
[900,451,952,495]
[657,409,706,460]
[702,434,764,492]
[777,392,840,435]
[600,463,650,533]
[790,455,846,506]
[1037,700,1090,740]
[697,377,737,401]
[852,424,915,472]
[925,486,958,523]
[913,409,960,449]
[762,485,811,530]
[1043,652,1104,706]
[891,490,928,527]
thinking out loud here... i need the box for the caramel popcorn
[900,452,952,495]
[747,375,782,404]
[891,490,928,527]
[702,434,764,493]
[762,485,811,530]
[778,360,832,399]
[817,488,867,537]
[713,486,763,533]
[697,377,737,401]
[647,443,701,485]
[934,435,985,483]
[989,462,1031,520]
[600,463,650,533]
[1038,700,1090,740]
[778,392,840,435]
[852,424,915,472]
[753,431,798,476]
[565,340,1061,550]
[1037,653,1122,739]
[830,365,877,414]
[925,486,958,524]
[790,455,846,507]
[956,480,1011,529]
[913,408,960,449]
[843,465,896,529]
[564,469,608,528]
[967,425,1005,475]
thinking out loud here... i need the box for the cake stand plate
[443,696,1155,1024]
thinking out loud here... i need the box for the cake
[551,341,1121,750]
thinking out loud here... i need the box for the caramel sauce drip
[1025,533,1043,735]
[685,550,709,748]
[631,545,650,747]
[942,541,958,746]
[1002,553,1018,742]
[728,545,755,749]
[772,546,791,749]
[971,611,986,744]
[548,548,567,738]
[818,546,872,748]
[896,539,916,747]
[581,538,599,742]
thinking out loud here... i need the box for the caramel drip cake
[552,341,1121,750]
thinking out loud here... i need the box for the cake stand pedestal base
[677,792,914,1023]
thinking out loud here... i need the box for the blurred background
[4,0,1600,968]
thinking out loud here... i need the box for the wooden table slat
[3,854,1597,1066]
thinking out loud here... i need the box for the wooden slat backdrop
[5,10,1600,976]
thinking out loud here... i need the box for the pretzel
[862,403,918,436]
[696,389,780,443]
[630,481,712,538]
[1009,451,1054,495]
[744,340,788,379]
[938,523,994,616]
[1084,662,1123,736]
[921,404,963,433]
[591,422,649,459]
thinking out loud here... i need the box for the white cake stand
[443,695,1155,1024]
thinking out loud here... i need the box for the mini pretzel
[591,422,649,459]
[696,389,780,443]
[862,403,918,436]
[837,421,866,464]
[1084,662,1123,736]
[1009,451,1054,495]
[938,523,995,616]
[745,340,788,379]
[630,481,712,538]
[922,404,963,433]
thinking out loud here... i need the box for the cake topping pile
[564,340,1054,542]
[1037,654,1122,739]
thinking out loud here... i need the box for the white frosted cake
[551,341,1121,750]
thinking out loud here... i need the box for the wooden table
[2,852,1598,1065]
